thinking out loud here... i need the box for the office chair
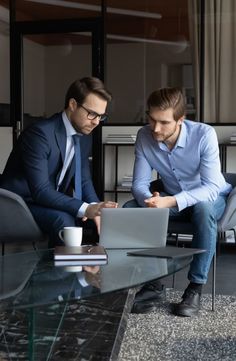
[0,188,46,255]
[123,173,236,311]
[163,172,236,249]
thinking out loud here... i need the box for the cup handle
[58,229,64,241]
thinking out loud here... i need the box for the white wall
[23,38,45,116]
[212,125,236,172]
[106,43,146,124]
[106,41,191,124]
[0,31,11,172]
[45,43,91,116]
[0,34,46,171]
[0,127,12,172]
[0,33,10,103]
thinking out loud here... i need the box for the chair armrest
[218,187,236,232]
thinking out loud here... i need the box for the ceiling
[0,0,190,46]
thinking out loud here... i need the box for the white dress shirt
[58,111,90,217]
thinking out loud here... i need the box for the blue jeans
[123,195,227,284]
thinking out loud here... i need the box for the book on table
[54,259,108,267]
[54,245,108,261]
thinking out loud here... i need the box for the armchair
[0,188,45,255]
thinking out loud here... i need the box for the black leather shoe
[171,287,201,317]
[131,281,166,314]
[131,301,157,314]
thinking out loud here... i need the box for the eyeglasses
[78,103,107,122]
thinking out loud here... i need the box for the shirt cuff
[77,202,98,218]
[174,193,188,212]
[77,202,89,218]
[76,273,90,287]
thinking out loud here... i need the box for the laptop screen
[99,208,169,249]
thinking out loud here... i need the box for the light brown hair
[147,87,186,121]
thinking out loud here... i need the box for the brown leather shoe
[171,287,201,317]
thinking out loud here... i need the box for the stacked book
[54,245,108,266]
[105,134,137,144]
[230,133,236,143]
[116,174,133,191]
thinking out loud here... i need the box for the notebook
[127,246,206,259]
[99,208,169,249]
[54,245,107,260]
[54,259,108,266]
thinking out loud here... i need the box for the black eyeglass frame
[77,103,108,122]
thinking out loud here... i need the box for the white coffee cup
[58,226,83,247]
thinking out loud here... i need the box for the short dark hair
[64,77,112,108]
[147,87,185,121]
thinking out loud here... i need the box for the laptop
[127,246,206,259]
[99,208,169,249]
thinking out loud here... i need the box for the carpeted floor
[118,290,236,361]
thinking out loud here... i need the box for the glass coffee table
[0,248,192,360]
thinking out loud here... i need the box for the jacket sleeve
[21,125,84,217]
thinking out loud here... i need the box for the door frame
[10,17,105,198]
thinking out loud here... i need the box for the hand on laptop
[82,202,118,235]
[83,201,118,220]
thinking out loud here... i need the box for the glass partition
[15,0,102,21]
[105,0,196,124]
[23,32,92,129]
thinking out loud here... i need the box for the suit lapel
[55,113,67,163]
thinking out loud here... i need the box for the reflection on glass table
[0,248,192,360]
[0,248,192,311]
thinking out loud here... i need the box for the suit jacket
[0,113,99,217]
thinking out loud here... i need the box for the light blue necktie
[73,134,82,199]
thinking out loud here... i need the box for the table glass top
[0,248,192,310]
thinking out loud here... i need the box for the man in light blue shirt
[125,87,232,317]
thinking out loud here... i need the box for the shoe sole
[131,302,157,314]
[170,303,200,317]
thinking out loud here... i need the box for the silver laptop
[99,208,169,249]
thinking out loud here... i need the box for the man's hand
[144,192,177,208]
[83,265,101,288]
[83,265,100,274]
[84,201,118,219]
[93,215,101,234]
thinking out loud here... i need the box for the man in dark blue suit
[0,77,117,246]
